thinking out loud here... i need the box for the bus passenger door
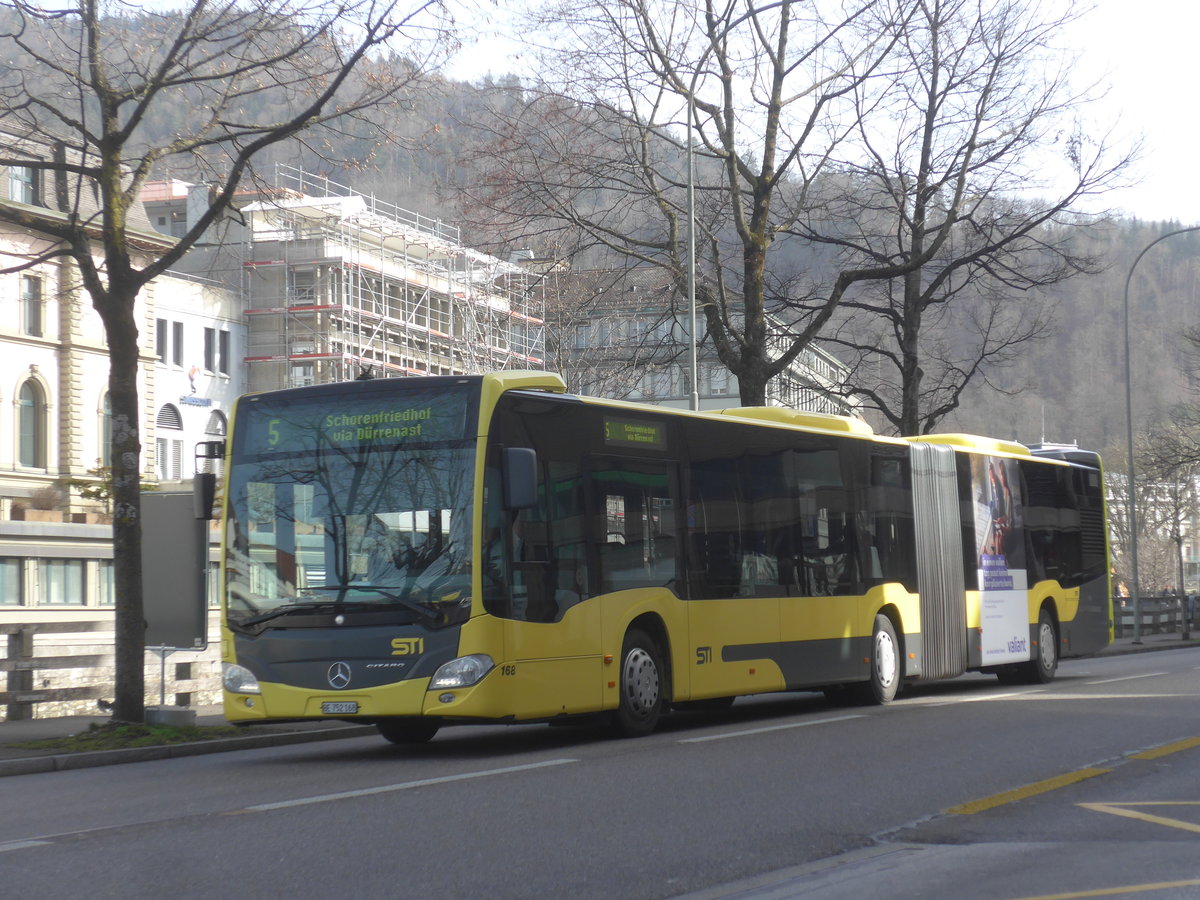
[498,471,603,720]
[686,458,784,699]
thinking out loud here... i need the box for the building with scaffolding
[235,167,544,392]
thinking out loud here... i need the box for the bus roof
[907,433,1032,457]
[716,407,875,435]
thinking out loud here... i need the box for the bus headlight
[222,662,262,694]
[430,654,494,689]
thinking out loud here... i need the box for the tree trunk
[101,290,145,723]
[735,236,771,407]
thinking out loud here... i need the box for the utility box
[141,491,208,650]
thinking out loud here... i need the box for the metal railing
[1113,596,1197,638]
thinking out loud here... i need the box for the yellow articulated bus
[218,371,1111,743]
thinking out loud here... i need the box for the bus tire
[855,614,900,705]
[377,718,440,745]
[1022,608,1058,684]
[613,628,664,737]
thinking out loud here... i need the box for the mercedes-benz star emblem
[327,661,352,689]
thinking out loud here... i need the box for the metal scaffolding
[241,165,545,391]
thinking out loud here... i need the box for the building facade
[548,267,861,416]
[0,138,242,719]
[3,163,550,718]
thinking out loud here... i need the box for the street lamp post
[687,91,699,412]
[1123,224,1200,643]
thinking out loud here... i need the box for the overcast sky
[443,0,1196,224]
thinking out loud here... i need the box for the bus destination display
[604,416,667,450]
[239,389,471,455]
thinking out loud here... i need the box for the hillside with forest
[940,221,1200,456]
[152,70,1200,456]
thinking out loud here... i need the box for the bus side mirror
[502,447,538,510]
[194,472,217,520]
[195,440,225,460]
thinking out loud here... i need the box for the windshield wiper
[331,584,446,626]
[235,584,451,629]
[238,600,350,628]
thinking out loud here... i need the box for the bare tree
[542,266,706,401]
[1139,422,1200,599]
[1106,427,1199,602]
[459,0,963,407]
[804,0,1131,436]
[0,0,448,722]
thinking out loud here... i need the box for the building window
[38,559,85,605]
[9,166,37,205]
[0,558,21,605]
[290,363,314,388]
[204,327,216,372]
[205,327,230,374]
[156,318,168,363]
[156,403,183,481]
[101,392,112,467]
[21,274,43,337]
[706,365,730,397]
[98,560,115,607]
[18,380,47,468]
[172,321,184,367]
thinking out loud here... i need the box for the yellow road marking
[1079,802,1200,834]
[1130,736,1200,759]
[948,768,1109,815]
[1012,878,1200,899]
[950,736,1200,817]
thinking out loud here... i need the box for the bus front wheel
[377,718,440,745]
[613,628,664,737]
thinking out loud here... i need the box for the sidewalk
[1,631,1197,777]
[0,706,377,777]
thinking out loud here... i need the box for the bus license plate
[321,701,358,715]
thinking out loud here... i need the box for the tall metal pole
[1124,251,1142,643]
[1123,224,1200,644]
[686,91,699,412]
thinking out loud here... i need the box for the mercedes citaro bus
[218,371,1110,743]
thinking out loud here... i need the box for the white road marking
[1087,672,1168,685]
[0,840,51,853]
[926,692,1194,704]
[678,714,864,744]
[918,689,1045,706]
[243,758,579,812]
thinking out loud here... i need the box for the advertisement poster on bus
[972,454,1030,665]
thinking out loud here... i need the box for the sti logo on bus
[392,637,424,657]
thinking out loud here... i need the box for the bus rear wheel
[854,614,900,705]
[1022,608,1058,684]
[377,718,440,745]
[612,628,664,738]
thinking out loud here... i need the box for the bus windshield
[224,382,478,630]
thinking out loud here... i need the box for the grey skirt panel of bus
[909,442,967,679]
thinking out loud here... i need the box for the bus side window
[868,452,918,592]
[592,461,678,596]
[546,460,588,613]
[687,460,744,599]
